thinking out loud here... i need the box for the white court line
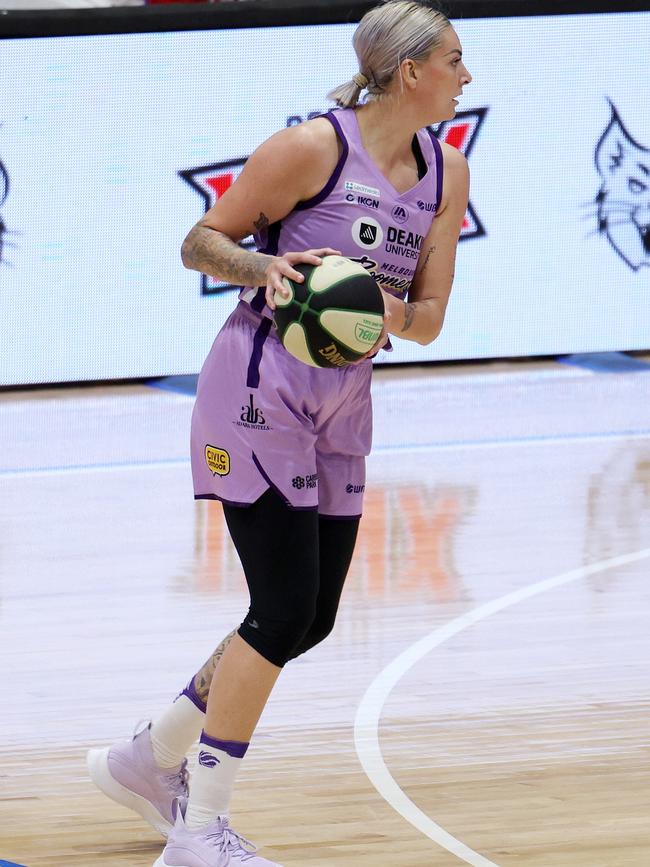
[3,429,650,480]
[354,548,650,867]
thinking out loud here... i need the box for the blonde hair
[328,0,451,108]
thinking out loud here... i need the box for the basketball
[272,255,385,368]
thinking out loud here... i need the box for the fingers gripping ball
[272,256,384,368]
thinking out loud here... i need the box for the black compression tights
[222,488,360,667]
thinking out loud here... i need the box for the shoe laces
[206,820,258,862]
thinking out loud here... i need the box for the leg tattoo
[192,629,238,706]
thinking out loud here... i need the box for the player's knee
[290,611,337,659]
[238,603,317,668]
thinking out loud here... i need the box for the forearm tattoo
[401,301,417,333]
[191,629,238,704]
[181,224,272,286]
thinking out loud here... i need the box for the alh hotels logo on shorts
[179,108,487,296]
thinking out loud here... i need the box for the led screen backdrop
[1,11,649,385]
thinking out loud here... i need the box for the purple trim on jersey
[293,111,349,212]
[428,130,444,211]
[180,679,207,714]
[250,286,267,313]
[258,220,282,256]
[246,317,273,389]
[252,452,318,511]
[199,732,249,759]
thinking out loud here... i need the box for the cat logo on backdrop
[180,107,487,296]
[205,445,230,477]
[0,159,11,267]
[593,101,650,271]
[236,394,271,430]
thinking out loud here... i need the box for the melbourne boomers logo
[592,101,650,271]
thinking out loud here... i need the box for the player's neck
[354,100,421,170]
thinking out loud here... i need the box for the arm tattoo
[415,244,437,281]
[192,629,238,704]
[401,301,417,333]
[253,211,269,234]
[181,225,273,286]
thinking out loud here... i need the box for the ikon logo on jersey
[351,216,384,250]
[345,192,380,210]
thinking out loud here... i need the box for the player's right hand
[264,248,341,310]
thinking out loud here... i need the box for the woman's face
[412,27,472,123]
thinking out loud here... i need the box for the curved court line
[354,547,650,867]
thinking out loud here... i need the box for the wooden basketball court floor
[1,355,650,867]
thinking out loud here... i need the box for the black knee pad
[238,603,317,668]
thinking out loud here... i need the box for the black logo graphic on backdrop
[591,102,650,271]
[0,158,12,266]
[430,108,488,240]
[179,158,252,295]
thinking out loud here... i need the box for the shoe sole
[87,747,172,838]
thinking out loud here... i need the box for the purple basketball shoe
[153,811,283,866]
[87,722,188,837]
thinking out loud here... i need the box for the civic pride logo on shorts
[205,445,230,477]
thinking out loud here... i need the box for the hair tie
[352,72,369,89]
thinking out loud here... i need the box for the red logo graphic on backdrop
[179,158,253,295]
[431,107,487,240]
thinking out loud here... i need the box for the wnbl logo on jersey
[592,102,650,271]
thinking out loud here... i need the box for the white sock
[184,733,249,829]
[150,693,206,769]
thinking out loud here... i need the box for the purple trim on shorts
[250,286,267,313]
[195,493,260,508]
[180,678,207,714]
[200,732,249,759]
[428,130,444,212]
[252,452,318,512]
[293,111,349,212]
[246,317,273,389]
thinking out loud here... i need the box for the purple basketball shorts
[190,302,372,517]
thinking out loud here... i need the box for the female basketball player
[88,2,471,864]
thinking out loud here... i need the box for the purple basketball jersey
[192,109,444,512]
[241,107,443,310]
